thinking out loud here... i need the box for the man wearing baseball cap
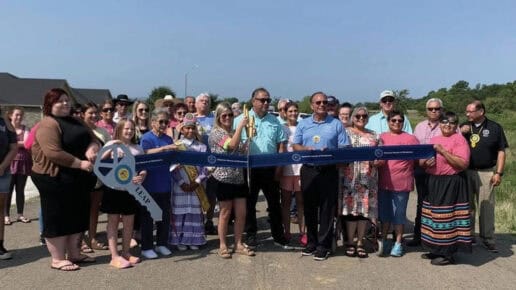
[326,96,339,118]
[366,90,412,134]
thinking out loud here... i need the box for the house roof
[0,73,112,107]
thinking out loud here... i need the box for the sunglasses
[118,103,129,107]
[313,100,328,106]
[381,97,395,103]
[220,113,234,119]
[390,118,404,123]
[102,108,114,113]
[176,111,187,116]
[440,119,458,125]
[138,108,149,113]
[355,114,368,119]
[157,119,169,125]
[427,107,441,112]
[255,98,271,104]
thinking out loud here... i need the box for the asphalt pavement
[1,181,515,289]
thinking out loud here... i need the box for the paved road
[1,189,515,289]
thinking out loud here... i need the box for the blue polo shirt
[140,131,173,193]
[366,111,413,134]
[293,115,349,149]
[233,110,286,154]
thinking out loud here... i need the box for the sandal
[17,216,31,223]
[69,254,96,264]
[4,217,12,226]
[357,246,368,258]
[234,246,256,256]
[51,260,80,271]
[122,254,141,265]
[90,240,108,250]
[110,256,132,269]
[345,245,357,257]
[217,248,232,259]
[80,242,94,254]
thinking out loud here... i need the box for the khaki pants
[466,169,495,244]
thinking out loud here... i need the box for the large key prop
[95,144,436,219]
[94,144,163,221]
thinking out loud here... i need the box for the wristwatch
[495,171,504,176]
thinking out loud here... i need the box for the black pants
[413,167,428,240]
[301,165,338,251]
[140,191,171,250]
[245,167,284,242]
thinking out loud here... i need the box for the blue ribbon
[135,145,434,171]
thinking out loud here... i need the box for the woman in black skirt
[419,112,472,265]
[31,88,99,271]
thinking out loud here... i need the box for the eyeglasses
[313,100,328,106]
[157,119,169,125]
[390,118,404,123]
[176,111,187,116]
[255,98,271,104]
[381,97,395,103]
[440,119,458,125]
[427,107,441,112]
[220,113,234,119]
[355,114,368,120]
[102,108,114,113]
[138,108,149,113]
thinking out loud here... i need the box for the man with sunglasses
[292,92,349,261]
[461,100,508,253]
[233,87,290,250]
[113,94,134,123]
[276,99,290,125]
[366,90,412,134]
[408,98,444,246]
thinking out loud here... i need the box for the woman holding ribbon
[378,110,419,257]
[339,106,382,258]
[208,102,253,258]
[420,111,472,265]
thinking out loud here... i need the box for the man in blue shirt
[293,91,349,261]
[140,110,177,259]
[233,87,289,249]
[366,90,412,134]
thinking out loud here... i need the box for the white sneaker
[189,245,199,250]
[155,246,172,256]
[141,249,158,259]
[176,245,187,251]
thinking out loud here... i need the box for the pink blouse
[426,133,470,176]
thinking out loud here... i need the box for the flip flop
[51,261,80,271]
[80,242,94,254]
[4,217,12,226]
[17,216,31,223]
[110,257,132,269]
[122,254,141,265]
[69,254,96,264]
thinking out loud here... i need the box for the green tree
[147,86,176,111]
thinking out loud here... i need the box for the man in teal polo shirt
[233,87,290,249]
[366,90,412,134]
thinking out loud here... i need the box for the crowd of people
[0,88,508,270]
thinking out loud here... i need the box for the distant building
[0,72,112,127]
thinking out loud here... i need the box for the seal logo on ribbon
[374,149,384,158]
[292,153,301,162]
[207,155,217,165]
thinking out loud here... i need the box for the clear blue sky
[1,0,515,102]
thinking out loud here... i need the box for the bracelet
[495,172,504,176]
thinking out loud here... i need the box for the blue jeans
[378,190,409,225]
